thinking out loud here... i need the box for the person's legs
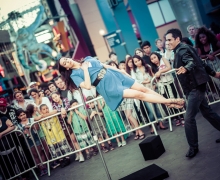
[184,90,203,148]
[199,94,220,131]
[124,82,184,107]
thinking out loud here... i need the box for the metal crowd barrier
[0,130,39,180]
[151,69,187,131]
[27,94,162,178]
[202,53,220,105]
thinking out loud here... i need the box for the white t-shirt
[35,97,53,111]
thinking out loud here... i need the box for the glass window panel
[159,0,176,23]
[148,2,165,27]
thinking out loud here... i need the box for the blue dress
[70,56,135,110]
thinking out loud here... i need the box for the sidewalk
[40,103,220,180]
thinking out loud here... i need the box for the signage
[104,31,122,48]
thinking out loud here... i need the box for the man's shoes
[216,138,220,143]
[186,147,199,158]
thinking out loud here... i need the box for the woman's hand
[81,62,89,70]
[207,54,215,61]
[155,71,161,78]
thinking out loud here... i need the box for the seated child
[86,96,114,152]
[68,99,96,159]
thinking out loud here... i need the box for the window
[148,0,176,27]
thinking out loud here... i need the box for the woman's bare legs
[123,82,184,107]
[124,109,144,137]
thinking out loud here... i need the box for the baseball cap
[0,98,7,107]
[29,82,37,87]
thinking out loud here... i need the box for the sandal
[139,134,146,140]
[134,135,139,140]
[101,146,109,153]
[108,143,114,151]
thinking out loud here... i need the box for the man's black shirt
[0,106,18,125]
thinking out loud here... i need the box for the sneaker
[118,142,122,147]
[51,161,60,169]
[121,141,127,147]
[79,154,85,162]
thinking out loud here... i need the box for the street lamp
[99,29,110,53]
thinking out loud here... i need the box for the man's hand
[176,66,187,75]
[214,72,220,79]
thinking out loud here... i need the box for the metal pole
[78,88,112,180]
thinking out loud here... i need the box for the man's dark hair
[165,29,182,41]
[28,88,38,96]
[54,76,62,83]
[48,81,55,87]
[86,96,93,101]
[119,61,125,64]
[141,41,151,49]
[108,52,116,58]
[181,37,193,46]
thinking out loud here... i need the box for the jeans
[185,89,220,148]
[144,102,162,122]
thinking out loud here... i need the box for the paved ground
[38,103,220,180]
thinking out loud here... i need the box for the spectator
[118,61,126,70]
[135,48,152,66]
[141,41,152,56]
[181,37,194,47]
[0,98,18,125]
[54,76,73,101]
[43,87,52,97]
[150,52,184,126]
[187,25,197,46]
[107,60,119,69]
[155,38,165,55]
[97,97,128,147]
[29,88,53,111]
[13,91,34,110]
[196,26,220,67]
[29,82,39,90]
[86,96,113,152]
[108,52,118,64]
[164,41,175,67]
[39,104,71,167]
[50,92,85,162]
[68,99,96,160]
[132,55,167,133]
[16,109,48,177]
[0,116,29,180]
[48,82,57,93]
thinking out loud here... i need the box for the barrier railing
[151,69,187,131]
[0,129,39,180]
[202,53,220,105]
[27,94,164,178]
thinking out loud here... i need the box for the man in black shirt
[165,28,220,158]
[141,41,152,66]
[0,98,18,125]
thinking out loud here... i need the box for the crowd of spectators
[0,25,220,179]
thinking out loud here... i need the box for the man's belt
[92,67,107,86]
